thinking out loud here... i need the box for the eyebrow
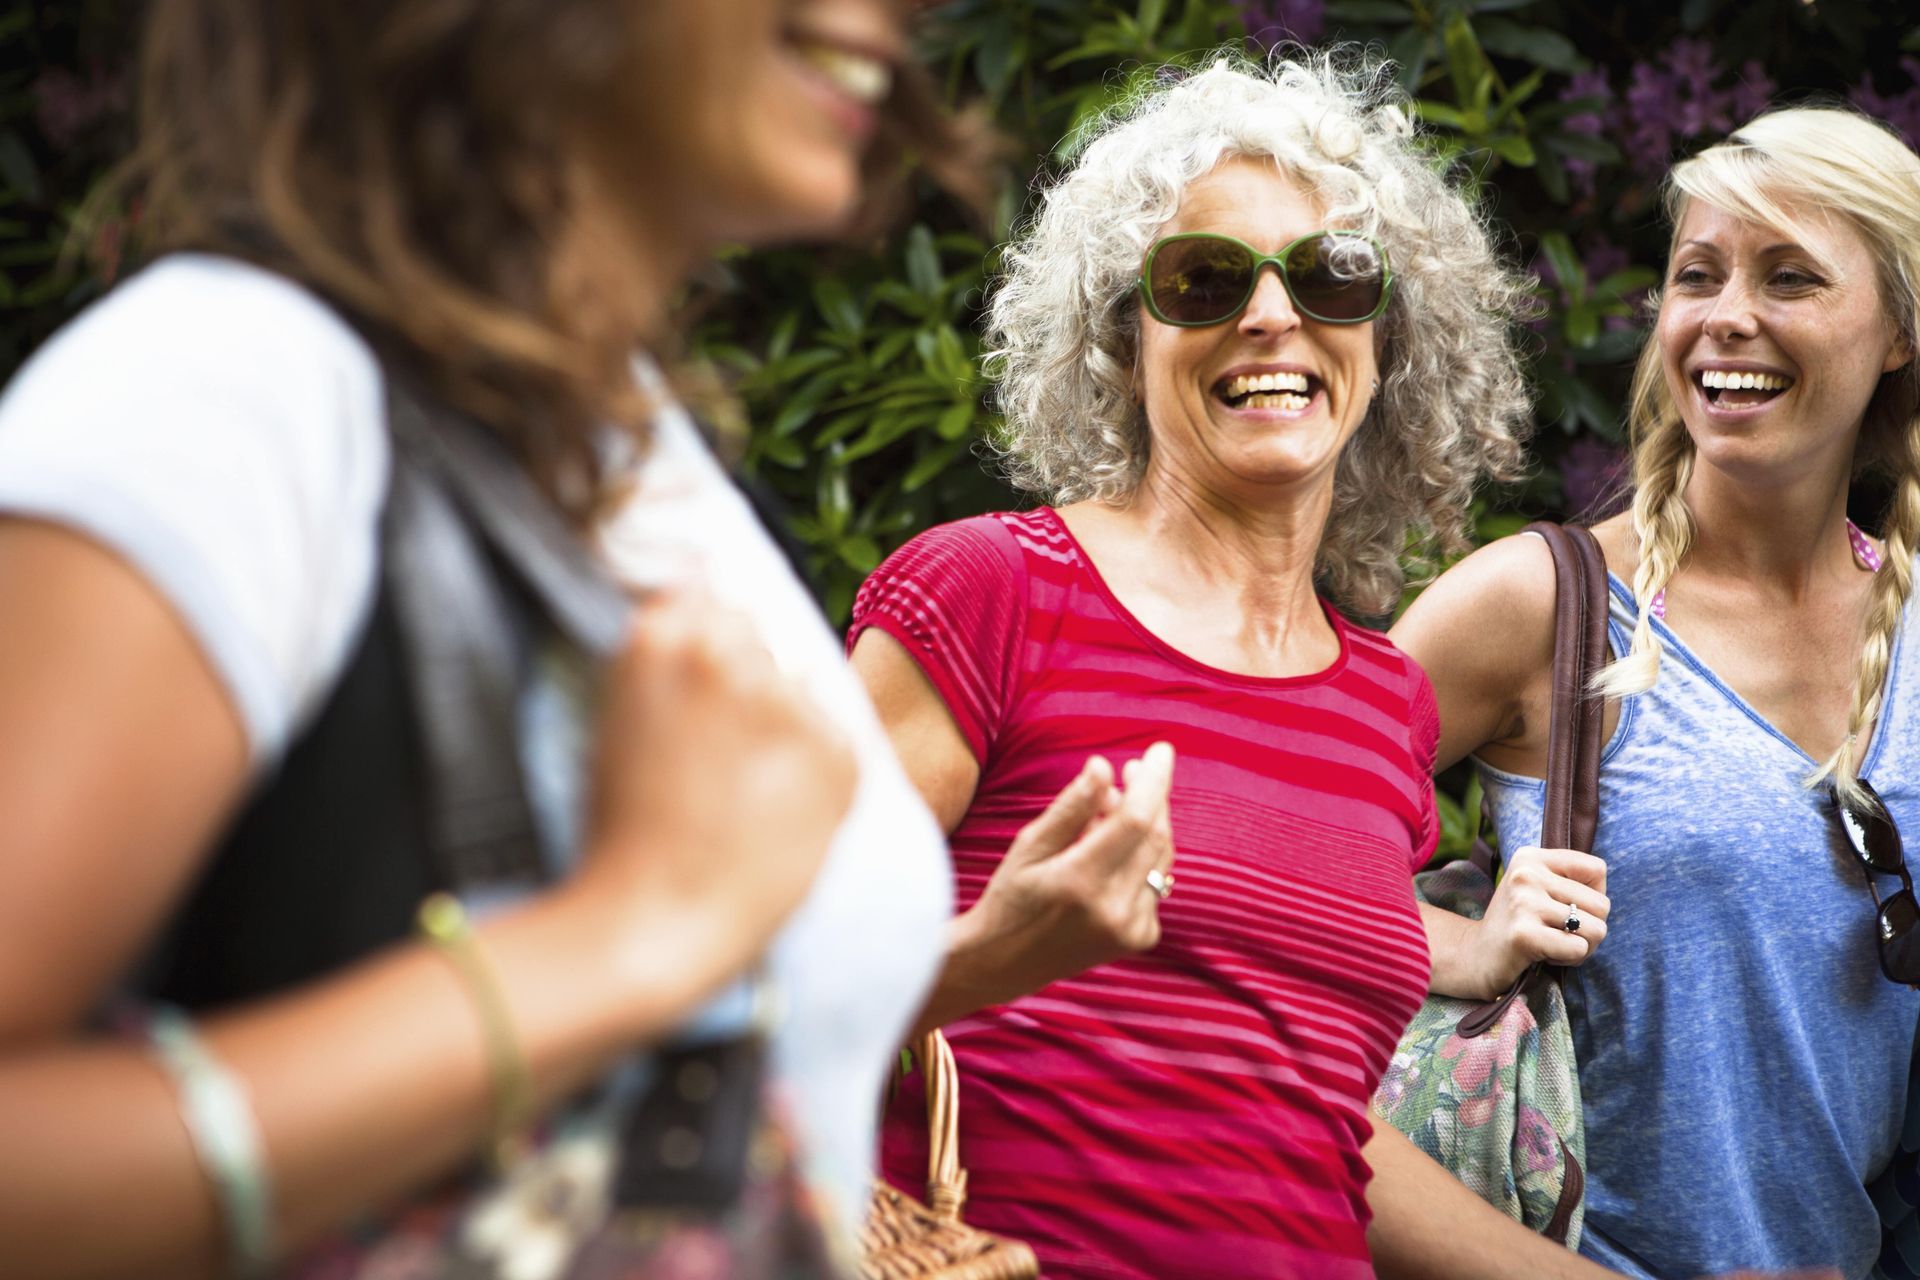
[1676,239,1807,256]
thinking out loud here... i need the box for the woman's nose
[1237,268,1302,338]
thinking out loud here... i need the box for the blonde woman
[1369,106,1920,1280]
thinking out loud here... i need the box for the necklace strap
[1647,518,1881,621]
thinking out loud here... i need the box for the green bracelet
[417,892,534,1166]
[143,1005,274,1278]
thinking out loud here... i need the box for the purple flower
[1558,69,1613,198]
[32,67,128,151]
[1620,38,1742,174]
[1726,59,1777,126]
[1850,57,1920,148]
[1235,0,1325,49]
[1561,434,1630,517]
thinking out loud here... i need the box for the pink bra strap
[1646,519,1881,621]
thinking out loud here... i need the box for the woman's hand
[573,590,858,1012]
[928,743,1176,1024]
[1425,846,1610,1001]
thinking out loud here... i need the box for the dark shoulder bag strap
[380,380,636,892]
[1456,520,1610,1037]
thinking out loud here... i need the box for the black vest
[132,381,631,1010]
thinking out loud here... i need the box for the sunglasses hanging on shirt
[1831,777,1920,985]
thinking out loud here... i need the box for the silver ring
[1145,868,1174,901]
[1563,903,1582,934]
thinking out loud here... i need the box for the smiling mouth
[789,38,894,105]
[1216,370,1320,411]
[1697,368,1795,410]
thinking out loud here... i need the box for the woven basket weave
[860,1031,1038,1280]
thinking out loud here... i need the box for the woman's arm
[1392,535,1612,999]
[1364,1125,1838,1280]
[1364,1124,1617,1280]
[0,520,855,1278]
[852,629,1174,1035]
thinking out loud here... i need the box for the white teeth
[1222,371,1311,399]
[1699,369,1792,392]
[796,43,893,105]
[1240,393,1311,411]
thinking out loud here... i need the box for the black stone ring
[1563,904,1582,934]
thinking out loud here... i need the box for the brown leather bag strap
[1456,522,1610,1039]
[1529,521,1611,854]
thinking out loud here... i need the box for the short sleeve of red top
[849,509,1437,1280]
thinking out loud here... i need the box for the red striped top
[850,509,1436,1280]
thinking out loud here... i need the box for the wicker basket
[859,1031,1039,1280]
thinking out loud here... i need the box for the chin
[720,153,866,247]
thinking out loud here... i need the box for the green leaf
[1538,231,1584,299]
[812,278,864,337]
[1442,14,1486,107]
[1386,25,1432,91]
[905,224,943,299]
[1324,0,1415,21]
[904,439,970,492]
[837,534,884,574]
[1492,66,1548,124]
[1565,304,1600,349]
[869,329,915,370]
[0,133,43,204]
[817,458,853,534]
[842,411,931,463]
[1534,146,1570,204]
[1136,0,1167,41]
[768,369,841,437]
[1679,0,1726,30]
[927,325,976,386]
[1474,17,1584,73]
[1545,132,1621,164]
[935,400,978,440]
[1488,133,1535,167]
[761,436,806,469]
[972,16,1019,102]
[1593,267,1658,299]
[767,310,800,362]
[1414,100,1471,131]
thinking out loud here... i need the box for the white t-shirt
[0,253,952,1242]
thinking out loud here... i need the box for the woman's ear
[1886,331,1916,375]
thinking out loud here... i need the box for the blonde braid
[1594,352,1696,698]
[1813,421,1920,805]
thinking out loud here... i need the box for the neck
[1120,461,1333,631]
[1679,452,1859,600]
[563,166,697,350]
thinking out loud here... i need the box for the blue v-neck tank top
[1480,572,1920,1279]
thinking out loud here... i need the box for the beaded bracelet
[140,1005,275,1278]
[417,892,534,1166]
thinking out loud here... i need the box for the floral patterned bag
[1373,522,1610,1247]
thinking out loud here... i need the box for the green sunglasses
[1137,230,1394,328]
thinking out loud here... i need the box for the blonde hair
[985,48,1532,616]
[1597,106,1920,807]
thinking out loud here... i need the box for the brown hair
[125,0,994,520]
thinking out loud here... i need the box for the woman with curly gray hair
[849,52,1531,1277]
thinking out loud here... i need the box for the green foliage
[0,2,133,373]
[12,0,1920,620]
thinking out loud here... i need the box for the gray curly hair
[986,49,1534,615]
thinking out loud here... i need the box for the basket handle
[920,1029,968,1221]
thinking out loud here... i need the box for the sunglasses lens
[1837,786,1904,874]
[1287,233,1386,322]
[1878,889,1920,983]
[1148,237,1256,324]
